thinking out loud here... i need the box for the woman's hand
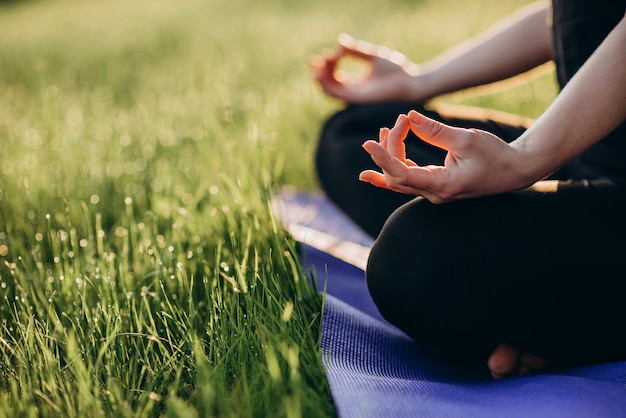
[359,110,534,203]
[310,33,424,104]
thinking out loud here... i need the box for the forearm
[511,15,626,184]
[416,1,552,100]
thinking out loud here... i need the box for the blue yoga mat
[272,189,626,418]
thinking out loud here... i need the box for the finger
[309,55,326,79]
[407,109,465,152]
[315,48,342,76]
[311,54,354,100]
[379,127,390,150]
[337,33,377,61]
[362,140,409,182]
[520,353,549,372]
[359,169,413,193]
[387,114,409,160]
[360,169,431,197]
[358,170,389,189]
[310,54,334,82]
[338,33,411,68]
[363,140,449,195]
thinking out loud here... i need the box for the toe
[488,343,519,379]
[519,352,549,375]
[488,343,550,379]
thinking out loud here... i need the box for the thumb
[407,110,464,152]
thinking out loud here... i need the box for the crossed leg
[365,182,626,378]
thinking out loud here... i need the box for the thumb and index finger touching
[405,110,465,154]
[336,33,379,61]
[359,112,464,199]
[381,110,461,159]
[309,34,372,100]
[310,33,378,80]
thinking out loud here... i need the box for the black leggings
[315,103,626,367]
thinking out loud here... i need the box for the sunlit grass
[1,195,328,417]
[0,0,551,416]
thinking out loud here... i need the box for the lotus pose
[311,0,626,379]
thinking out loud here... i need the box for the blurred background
[0,0,555,214]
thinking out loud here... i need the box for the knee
[365,199,446,327]
[314,107,363,176]
[365,199,489,357]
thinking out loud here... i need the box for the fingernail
[408,110,421,124]
[362,140,378,154]
[338,33,353,45]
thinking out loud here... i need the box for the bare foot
[488,343,549,379]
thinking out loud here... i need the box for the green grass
[0,0,554,416]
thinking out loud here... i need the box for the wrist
[509,134,557,187]
[404,70,436,103]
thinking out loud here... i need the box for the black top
[552,0,626,181]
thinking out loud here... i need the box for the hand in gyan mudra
[359,110,531,203]
[310,33,421,104]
